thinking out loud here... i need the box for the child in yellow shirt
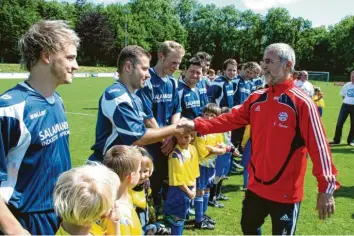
[163,132,200,235]
[130,147,170,235]
[103,145,143,236]
[313,87,325,117]
[193,103,227,230]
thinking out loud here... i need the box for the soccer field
[0,78,353,234]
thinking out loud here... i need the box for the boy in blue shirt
[195,52,212,106]
[250,62,264,91]
[233,62,254,106]
[207,59,238,108]
[231,62,255,154]
[178,57,205,119]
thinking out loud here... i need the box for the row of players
[0,20,339,235]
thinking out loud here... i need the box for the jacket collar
[269,79,294,93]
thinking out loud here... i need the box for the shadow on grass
[83,107,98,110]
[352,213,354,219]
[330,147,354,154]
[221,184,243,193]
[329,144,349,147]
[334,185,354,199]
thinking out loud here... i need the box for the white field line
[66,112,96,117]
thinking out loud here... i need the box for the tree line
[0,0,353,75]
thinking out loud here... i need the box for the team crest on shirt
[278,112,288,122]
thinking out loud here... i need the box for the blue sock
[203,192,210,215]
[194,196,203,223]
[168,218,184,236]
[243,168,249,188]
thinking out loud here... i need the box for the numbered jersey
[0,82,71,212]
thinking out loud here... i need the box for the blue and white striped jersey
[0,82,71,213]
[250,76,265,91]
[207,76,234,108]
[136,68,181,127]
[197,77,209,112]
[89,82,147,162]
[178,80,201,119]
[233,75,253,105]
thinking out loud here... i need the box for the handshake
[175,117,195,134]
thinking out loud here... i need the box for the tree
[0,0,41,63]
[128,0,187,62]
[237,10,263,62]
[173,0,200,29]
[38,1,76,24]
[263,8,295,46]
[101,3,127,57]
[328,16,354,74]
[75,11,116,66]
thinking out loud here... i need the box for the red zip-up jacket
[194,79,339,203]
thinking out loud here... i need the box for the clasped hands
[176,117,195,134]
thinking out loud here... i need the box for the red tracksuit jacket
[194,79,339,203]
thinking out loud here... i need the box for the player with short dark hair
[207,59,237,108]
[178,57,205,119]
[89,45,184,162]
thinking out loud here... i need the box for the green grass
[0,79,353,234]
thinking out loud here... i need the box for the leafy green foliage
[0,0,353,75]
[75,11,116,66]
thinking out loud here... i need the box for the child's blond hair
[53,164,120,226]
[103,145,142,181]
[138,147,154,176]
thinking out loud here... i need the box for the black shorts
[241,190,301,235]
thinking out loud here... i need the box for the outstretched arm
[178,100,250,135]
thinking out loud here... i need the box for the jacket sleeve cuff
[318,180,339,195]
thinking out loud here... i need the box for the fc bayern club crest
[278,112,288,122]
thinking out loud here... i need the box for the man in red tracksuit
[178,43,339,235]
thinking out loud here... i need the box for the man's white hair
[264,43,296,72]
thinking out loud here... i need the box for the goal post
[307,71,330,85]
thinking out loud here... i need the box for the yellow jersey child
[103,145,143,236]
[163,132,199,235]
